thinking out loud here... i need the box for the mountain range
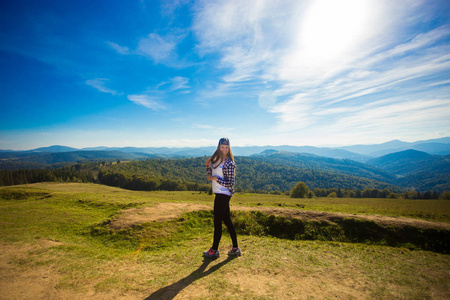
[0,138,449,192]
[337,137,450,157]
[2,137,450,161]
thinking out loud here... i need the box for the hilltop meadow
[1,182,449,299]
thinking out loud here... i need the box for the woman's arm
[216,159,235,188]
[205,158,212,176]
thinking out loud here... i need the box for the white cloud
[258,91,277,110]
[160,0,191,16]
[193,2,448,84]
[137,33,182,66]
[195,82,242,103]
[192,0,396,85]
[85,78,120,95]
[126,77,189,111]
[191,0,450,142]
[270,94,316,132]
[170,76,190,91]
[330,98,450,143]
[106,41,130,55]
[127,94,166,110]
[193,0,290,82]
[382,25,450,58]
[269,89,450,145]
[107,32,191,67]
[429,79,450,87]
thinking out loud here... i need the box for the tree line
[0,165,209,192]
[310,187,441,199]
[289,181,442,199]
[97,170,209,192]
[0,168,94,186]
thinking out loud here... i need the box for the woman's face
[219,144,229,157]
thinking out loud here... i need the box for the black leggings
[212,193,238,250]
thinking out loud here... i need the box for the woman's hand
[205,158,211,167]
[207,175,217,181]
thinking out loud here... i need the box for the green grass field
[1,183,449,299]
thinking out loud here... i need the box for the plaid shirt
[206,157,236,195]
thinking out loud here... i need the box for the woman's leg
[212,194,238,250]
[222,198,238,248]
[212,194,225,250]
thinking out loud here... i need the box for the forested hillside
[367,150,450,192]
[1,145,449,193]
[0,156,403,193]
[251,151,395,183]
[235,157,402,192]
[0,150,155,170]
[95,157,401,193]
[367,150,450,175]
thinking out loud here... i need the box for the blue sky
[1,0,449,150]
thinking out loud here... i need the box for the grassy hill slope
[0,183,449,299]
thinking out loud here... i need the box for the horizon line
[2,136,449,152]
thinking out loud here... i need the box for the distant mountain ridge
[251,151,395,184]
[2,137,449,159]
[0,150,165,170]
[367,149,434,175]
[338,137,450,156]
[367,149,450,192]
[31,145,79,153]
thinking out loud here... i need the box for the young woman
[203,137,241,258]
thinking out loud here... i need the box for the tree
[442,191,450,200]
[432,190,439,199]
[422,190,432,199]
[290,181,309,198]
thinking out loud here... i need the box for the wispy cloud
[85,78,120,95]
[154,76,190,91]
[160,0,191,17]
[192,0,450,142]
[378,25,450,59]
[106,31,189,68]
[169,76,190,91]
[127,94,166,110]
[193,0,286,82]
[106,41,130,55]
[137,33,176,62]
[126,76,190,110]
[136,32,191,67]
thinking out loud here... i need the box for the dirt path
[109,202,450,231]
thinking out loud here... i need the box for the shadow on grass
[145,256,236,300]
